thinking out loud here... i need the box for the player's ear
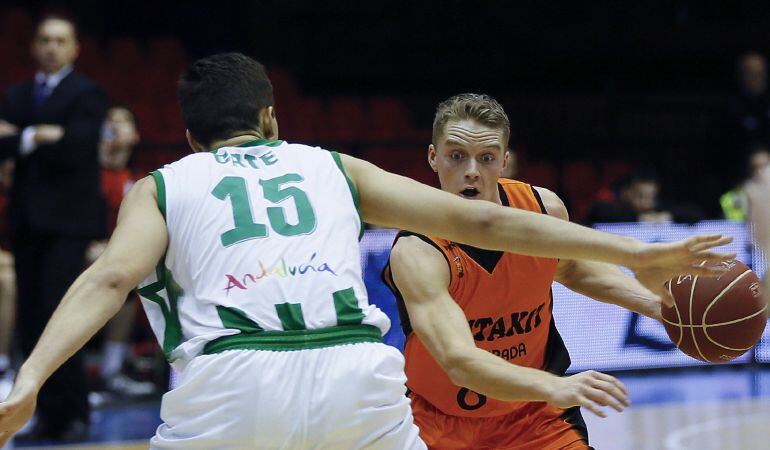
[186,130,206,152]
[260,106,278,140]
[428,144,438,173]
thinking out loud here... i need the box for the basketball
[662,260,767,362]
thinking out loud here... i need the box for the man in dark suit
[0,15,106,441]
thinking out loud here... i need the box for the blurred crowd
[0,8,769,444]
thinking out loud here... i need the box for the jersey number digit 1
[212,174,316,247]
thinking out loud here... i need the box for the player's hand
[0,378,39,447]
[629,235,735,307]
[545,370,629,418]
[33,124,64,145]
[0,121,18,138]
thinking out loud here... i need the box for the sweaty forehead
[441,120,504,149]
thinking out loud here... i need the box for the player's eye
[450,152,464,160]
[480,154,495,163]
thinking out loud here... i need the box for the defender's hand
[629,235,735,306]
[545,370,629,418]
[0,378,39,447]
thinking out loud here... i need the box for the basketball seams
[668,281,684,347]
[688,275,709,361]
[702,305,768,351]
[701,270,752,327]
[661,306,767,328]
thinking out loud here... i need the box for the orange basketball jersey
[385,179,573,418]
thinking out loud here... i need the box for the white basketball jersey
[137,139,390,370]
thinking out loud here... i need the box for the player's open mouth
[460,187,480,198]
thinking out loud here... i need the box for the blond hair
[432,93,510,146]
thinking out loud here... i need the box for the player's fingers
[691,251,736,263]
[687,264,731,277]
[585,387,625,412]
[578,396,606,418]
[591,380,629,409]
[592,372,629,398]
[689,236,733,252]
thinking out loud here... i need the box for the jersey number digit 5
[212,173,317,247]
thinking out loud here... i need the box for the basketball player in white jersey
[0,53,733,448]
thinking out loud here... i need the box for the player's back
[143,139,423,449]
[137,139,390,369]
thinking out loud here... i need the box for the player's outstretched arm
[390,236,629,417]
[0,177,168,445]
[340,154,733,276]
[534,187,664,319]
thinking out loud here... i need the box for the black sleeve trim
[530,185,548,215]
[381,231,453,338]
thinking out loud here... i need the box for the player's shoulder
[391,232,448,267]
[531,185,569,220]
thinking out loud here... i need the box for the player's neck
[211,133,266,150]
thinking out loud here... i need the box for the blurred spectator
[87,106,155,401]
[725,52,770,185]
[0,15,106,441]
[720,144,770,221]
[589,169,673,223]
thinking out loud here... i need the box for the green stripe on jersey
[149,170,167,220]
[203,324,382,353]
[275,302,307,330]
[136,265,183,361]
[333,287,365,325]
[330,151,364,240]
[217,306,264,333]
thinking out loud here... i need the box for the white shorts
[151,342,425,450]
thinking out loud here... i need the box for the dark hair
[432,93,510,147]
[617,167,658,192]
[178,53,274,147]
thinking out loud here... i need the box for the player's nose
[464,160,480,180]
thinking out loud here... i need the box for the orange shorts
[410,393,591,450]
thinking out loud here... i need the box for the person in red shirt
[87,106,154,398]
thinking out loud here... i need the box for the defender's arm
[0,176,167,444]
[341,154,732,277]
[535,187,663,320]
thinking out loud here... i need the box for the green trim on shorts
[203,324,382,353]
[330,151,364,240]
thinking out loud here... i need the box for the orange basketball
[662,260,767,363]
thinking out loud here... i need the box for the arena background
[1,1,770,449]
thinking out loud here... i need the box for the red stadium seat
[327,97,366,142]
[562,160,600,223]
[517,161,559,191]
[601,160,631,188]
[147,36,187,75]
[106,37,146,71]
[368,97,412,141]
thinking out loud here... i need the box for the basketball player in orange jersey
[384,93,684,449]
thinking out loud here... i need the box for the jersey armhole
[393,231,454,288]
[149,170,167,221]
[529,185,548,215]
[330,151,364,240]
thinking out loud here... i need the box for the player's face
[429,119,508,203]
[32,19,79,75]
